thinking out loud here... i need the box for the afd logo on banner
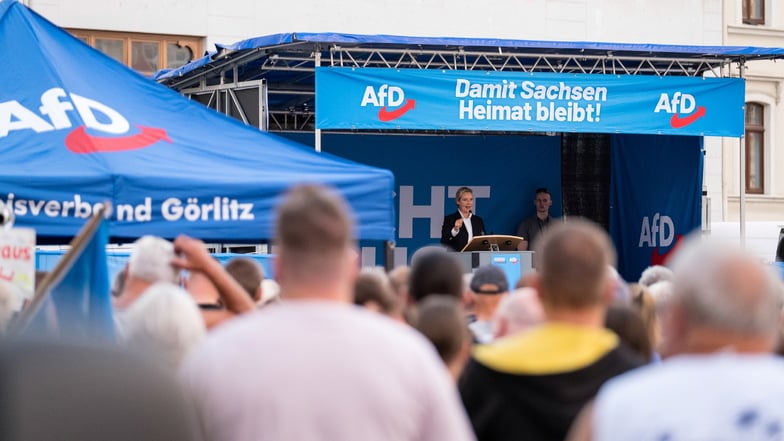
[315,68,745,137]
[361,84,416,121]
[0,87,170,154]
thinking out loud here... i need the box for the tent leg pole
[739,136,746,248]
[314,50,322,152]
[739,59,746,249]
[384,241,395,272]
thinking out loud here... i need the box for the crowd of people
[1,183,783,441]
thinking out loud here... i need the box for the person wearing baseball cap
[468,265,509,344]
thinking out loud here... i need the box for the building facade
[716,0,784,223]
[28,0,723,59]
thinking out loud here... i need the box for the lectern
[453,235,533,289]
[460,235,523,252]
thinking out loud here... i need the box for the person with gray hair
[115,235,254,332]
[637,264,674,287]
[119,282,206,370]
[492,287,544,339]
[114,236,180,310]
[569,234,784,441]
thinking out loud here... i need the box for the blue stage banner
[316,68,745,137]
[609,134,703,282]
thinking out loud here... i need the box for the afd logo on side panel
[361,84,416,122]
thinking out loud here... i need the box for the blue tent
[0,0,394,243]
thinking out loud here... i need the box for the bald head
[670,236,782,337]
[535,219,616,309]
[492,288,545,338]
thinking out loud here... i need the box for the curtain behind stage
[561,133,611,230]
[609,134,703,282]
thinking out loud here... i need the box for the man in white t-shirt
[180,185,475,441]
[567,234,784,441]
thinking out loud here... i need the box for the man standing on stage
[516,187,558,251]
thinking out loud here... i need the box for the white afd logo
[0,87,129,138]
[360,84,406,107]
[639,213,674,248]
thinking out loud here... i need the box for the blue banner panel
[283,133,562,266]
[316,68,744,137]
[609,134,703,282]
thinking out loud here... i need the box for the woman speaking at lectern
[440,186,486,252]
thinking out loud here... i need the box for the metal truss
[327,47,731,78]
[163,41,741,132]
[268,110,315,132]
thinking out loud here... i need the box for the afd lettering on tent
[0,88,130,137]
[0,87,169,153]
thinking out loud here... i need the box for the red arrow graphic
[650,234,684,266]
[378,99,416,122]
[670,106,706,129]
[65,125,172,154]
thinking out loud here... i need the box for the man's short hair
[534,187,551,196]
[534,218,616,308]
[127,236,179,284]
[413,295,468,365]
[224,258,263,301]
[354,267,396,314]
[670,235,783,336]
[275,185,354,280]
[387,265,410,297]
[408,248,464,302]
[604,303,652,363]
